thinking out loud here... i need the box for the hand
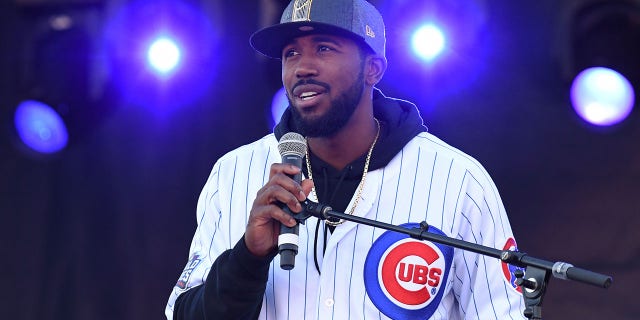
[245,164,314,257]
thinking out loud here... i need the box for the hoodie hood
[274,88,427,172]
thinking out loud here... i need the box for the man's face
[281,34,366,137]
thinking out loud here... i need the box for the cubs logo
[176,253,202,289]
[364,223,453,320]
[501,237,524,293]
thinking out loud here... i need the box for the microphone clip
[290,200,332,223]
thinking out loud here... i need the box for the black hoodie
[172,89,427,320]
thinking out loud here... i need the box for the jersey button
[324,298,334,307]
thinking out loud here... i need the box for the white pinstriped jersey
[166,131,526,319]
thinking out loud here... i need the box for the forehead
[283,33,358,48]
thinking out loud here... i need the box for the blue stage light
[14,100,68,154]
[375,0,489,104]
[570,67,635,126]
[147,37,181,75]
[104,0,218,110]
[411,24,446,62]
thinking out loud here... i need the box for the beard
[288,70,365,138]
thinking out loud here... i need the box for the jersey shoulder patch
[501,237,524,293]
[176,252,203,289]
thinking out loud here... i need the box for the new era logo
[365,25,375,38]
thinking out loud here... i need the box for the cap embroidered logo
[366,25,375,38]
[292,0,313,22]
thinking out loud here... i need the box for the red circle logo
[501,237,523,293]
[378,239,446,309]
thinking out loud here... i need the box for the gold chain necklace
[305,118,380,227]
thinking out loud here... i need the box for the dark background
[1,0,638,319]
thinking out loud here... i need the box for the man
[166,0,526,319]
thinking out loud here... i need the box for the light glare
[147,37,181,74]
[411,24,446,62]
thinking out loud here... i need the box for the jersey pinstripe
[166,132,526,319]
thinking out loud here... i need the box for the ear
[364,55,387,86]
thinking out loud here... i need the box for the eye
[283,48,299,59]
[318,45,333,52]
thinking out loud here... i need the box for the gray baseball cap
[250,0,386,59]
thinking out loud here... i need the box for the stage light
[411,24,446,62]
[270,87,289,128]
[14,100,69,154]
[9,6,110,157]
[374,0,489,104]
[571,67,635,126]
[567,1,639,127]
[147,37,181,75]
[104,0,218,110]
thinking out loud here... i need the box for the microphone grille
[278,132,306,158]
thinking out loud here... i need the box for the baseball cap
[250,0,386,59]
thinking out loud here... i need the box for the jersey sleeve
[164,160,274,319]
[451,165,526,319]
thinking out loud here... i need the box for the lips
[292,84,328,101]
[299,91,321,101]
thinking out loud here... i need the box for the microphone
[277,132,306,270]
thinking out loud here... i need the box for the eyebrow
[309,35,343,46]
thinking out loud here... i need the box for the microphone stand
[295,201,612,320]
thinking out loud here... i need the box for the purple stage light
[570,67,635,126]
[271,87,289,128]
[14,100,68,154]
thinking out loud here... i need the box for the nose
[294,54,319,78]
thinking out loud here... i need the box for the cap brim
[250,21,364,59]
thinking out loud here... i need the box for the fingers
[268,163,307,202]
[251,164,305,225]
[249,199,297,227]
[245,163,313,257]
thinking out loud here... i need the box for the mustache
[291,79,331,93]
